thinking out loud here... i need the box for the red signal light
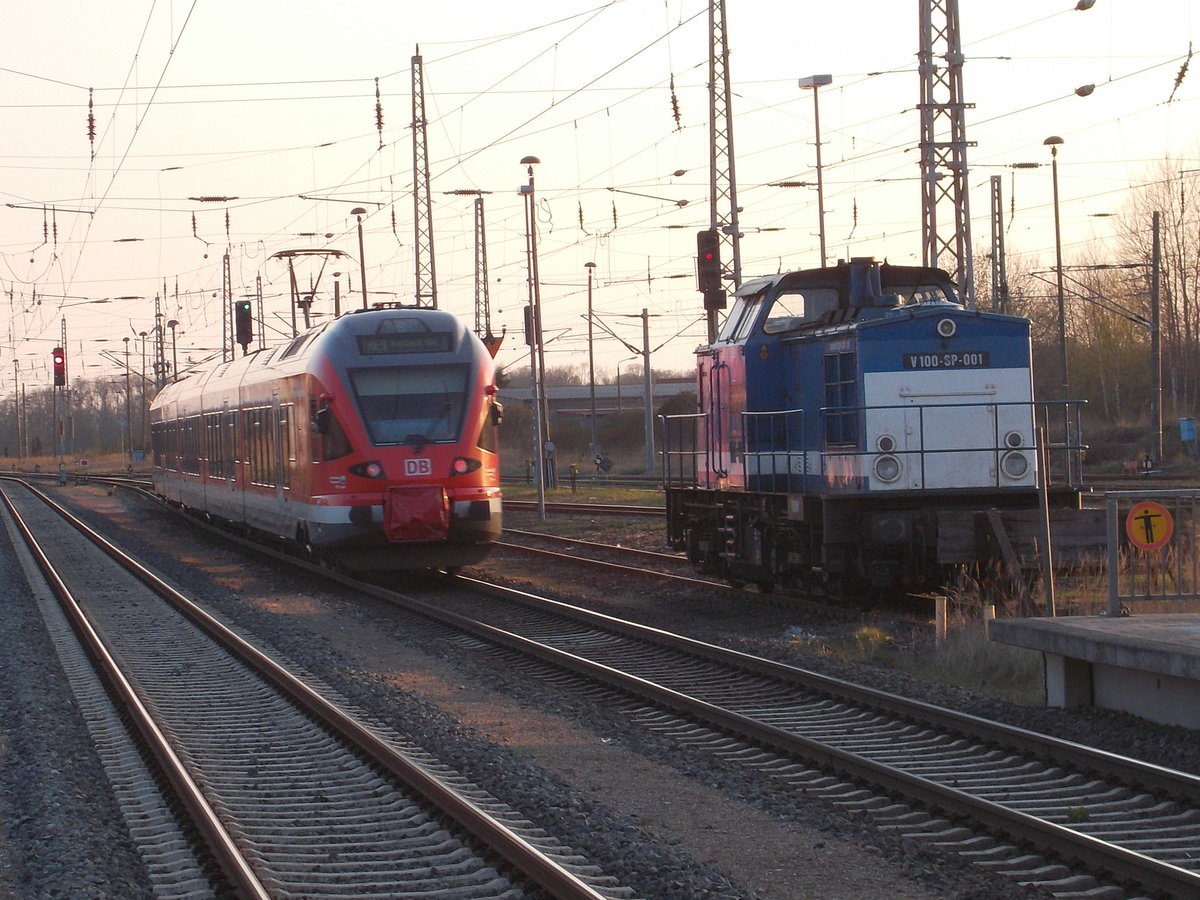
[52,347,66,386]
[696,229,725,309]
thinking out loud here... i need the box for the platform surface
[988,613,1200,680]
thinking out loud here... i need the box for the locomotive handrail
[662,397,1086,493]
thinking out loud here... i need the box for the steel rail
[494,539,730,591]
[503,527,684,562]
[504,499,664,517]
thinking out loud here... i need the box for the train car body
[150,305,502,572]
[663,258,1084,594]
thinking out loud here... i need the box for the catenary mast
[705,0,742,343]
[411,49,437,309]
[918,0,975,308]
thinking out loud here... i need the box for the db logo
[404,458,432,477]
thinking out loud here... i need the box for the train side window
[763,288,838,333]
[823,351,859,446]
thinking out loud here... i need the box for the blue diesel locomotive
[662,257,1085,594]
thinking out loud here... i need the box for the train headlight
[1004,430,1024,449]
[873,454,902,483]
[936,317,957,338]
[450,457,482,476]
[1000,450,1029,479]
[349,461,386,479]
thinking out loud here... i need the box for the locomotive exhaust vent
[936,317,957,338]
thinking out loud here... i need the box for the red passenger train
[149,305,503,573]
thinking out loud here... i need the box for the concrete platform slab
[987,614,1200,729]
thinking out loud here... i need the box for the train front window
[349,364,468,445]
[716,292,764,343]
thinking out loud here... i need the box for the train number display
[902,350,989,370]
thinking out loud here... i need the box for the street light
[798,73,833,267]
[351,207,368,309]
[616,356,640,413]
[1044,136,1068,407]
[585,261,598,453]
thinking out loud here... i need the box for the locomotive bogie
[150,306,502,573]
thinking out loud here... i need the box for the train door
[222,403,235,490]
[704,354,745,488]
[273,395,286,506]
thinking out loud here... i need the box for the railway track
[495,528,731,593]
[378,577,1200,898]
[0,478,626,899]
[502,499,664,517]
[38,477,1200,896]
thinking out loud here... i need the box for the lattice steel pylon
[989,175,1010,315]
[411,49,437,308]
[705,0,742,342]
[918,0,975,308]
[470,194,491,340]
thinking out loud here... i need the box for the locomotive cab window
[349,364,468,445]
[763,288,839,333]
[716,290,766,343]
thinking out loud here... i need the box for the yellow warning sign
[1126,500,1174,552]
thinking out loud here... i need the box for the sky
[0,0,1196,394]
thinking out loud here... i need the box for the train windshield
[349,364,468,445]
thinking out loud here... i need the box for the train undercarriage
[665,486,1100,600]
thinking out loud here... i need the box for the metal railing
[662,399,1085,493]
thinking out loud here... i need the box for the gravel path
[2,485,1195,898]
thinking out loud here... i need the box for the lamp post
[616,356,640,413]
[585,261,597,453]
[520,155,550,518]
[1044,136,1068,408]
[351,207,368,309]
[798,74,832,266]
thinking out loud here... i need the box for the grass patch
[908,620,1045,706]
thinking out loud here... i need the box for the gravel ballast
[2,485,1196,899]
